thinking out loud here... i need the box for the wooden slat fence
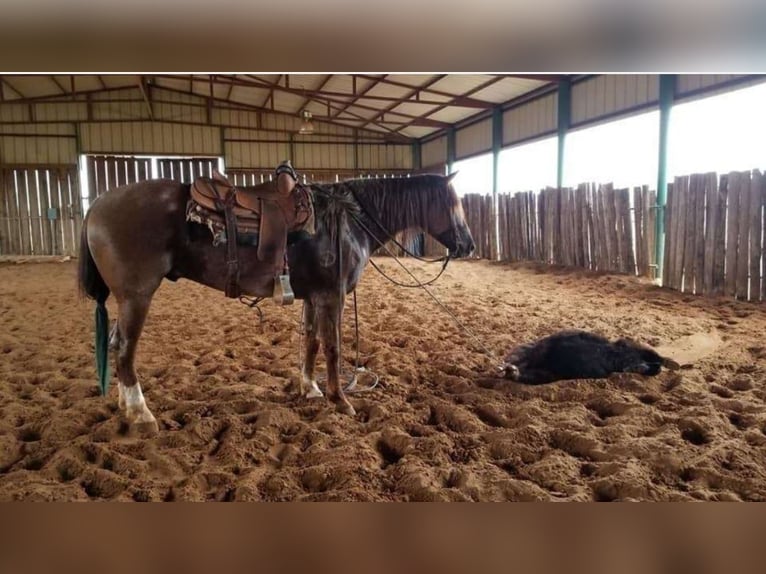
[662,170,764,301]
[494,184,650,275]
[486,169,764,302]
[157,157,218,184]
[0,165,82,256]
[86,155,153,202]
[461,194,496,259]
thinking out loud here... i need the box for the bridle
[348,189,452,288]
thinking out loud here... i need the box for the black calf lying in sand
[503,330,680,384]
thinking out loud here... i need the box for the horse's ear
[661,357,681,370]
[446,171,458,184]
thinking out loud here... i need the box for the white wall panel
[675,74,764,101]
[224,141,291,169]
[226,128,290,141]
[503,92,557,144]
[34,102,88,122]
[151,88,207,124]
[571,75,658,126]
[1,136,77,165]
[80,122,221,155]
[92,88,146,121]
[0,104,30,123]
[357,144,411,170]
[1,124,75,136]
[212,108,260,129]
[422,135,447,168]
[455,118,492,159]
[294,143,354,169]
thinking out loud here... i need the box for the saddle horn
[275,160,298,196]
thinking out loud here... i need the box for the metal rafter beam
[138,76,154,121]
[504,74,568,83]
[298,74,333,113]
[255,74,282,108]
[358,75,447,131]
[0,77,24,99]
[0,84,134,104]
[393,75,505,135]
[318,107,410,141]
[330,74,382,119]
[309,98,412,137]
[354,74,496,108]
[49,75,68,94]
[155,84,408,140]
[240,73,493,109]
[231,74,449,128]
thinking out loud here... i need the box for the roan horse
[78,169,475,433]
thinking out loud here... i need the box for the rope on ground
[352,213,504,371]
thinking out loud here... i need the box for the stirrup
[273,273,295,305]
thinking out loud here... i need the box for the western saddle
[187,161,313,304]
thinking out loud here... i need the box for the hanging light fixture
[298,109,314,135]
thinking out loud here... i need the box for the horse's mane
[309,175,450,244]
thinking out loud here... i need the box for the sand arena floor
[0,258,765,501]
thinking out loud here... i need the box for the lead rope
[351,212,504,371]
[296,216,380,395]
[342,290,380,393]
[337,214,380,393]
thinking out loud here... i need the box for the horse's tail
[78,219,111,396]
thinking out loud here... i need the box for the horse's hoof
[132,418,159,437]
[335,402,356,416]
[301,379,323,399]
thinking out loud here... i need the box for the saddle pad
[186,201,260,236]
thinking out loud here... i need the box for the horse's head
[429,172,475,258]
[613,338,681,375]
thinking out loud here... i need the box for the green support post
[412,140,422,171]
[492,107,503,260]
[655,74,676,282]
[556,78,571,189]
[447,127,456,173]
[492,107,502,195]
[353,129,359,176]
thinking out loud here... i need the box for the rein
[349,190,452,288]
[349,190,504,371]
[350,189,450,264]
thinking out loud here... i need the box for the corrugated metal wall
[455,118,492,159]
[675,74,762,101]
[357,144,412,170]
[3,76,764,177]
[422,135,447,169]
[293,143,356,170]
[412,75,764,170]
[0,124,78,165]
[571,75,659,127]
[225,138,290,169]
[0,86,406,174]
[503,92,557,145]
[81,122,221,155]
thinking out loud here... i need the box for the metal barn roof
[0,74,564,140]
